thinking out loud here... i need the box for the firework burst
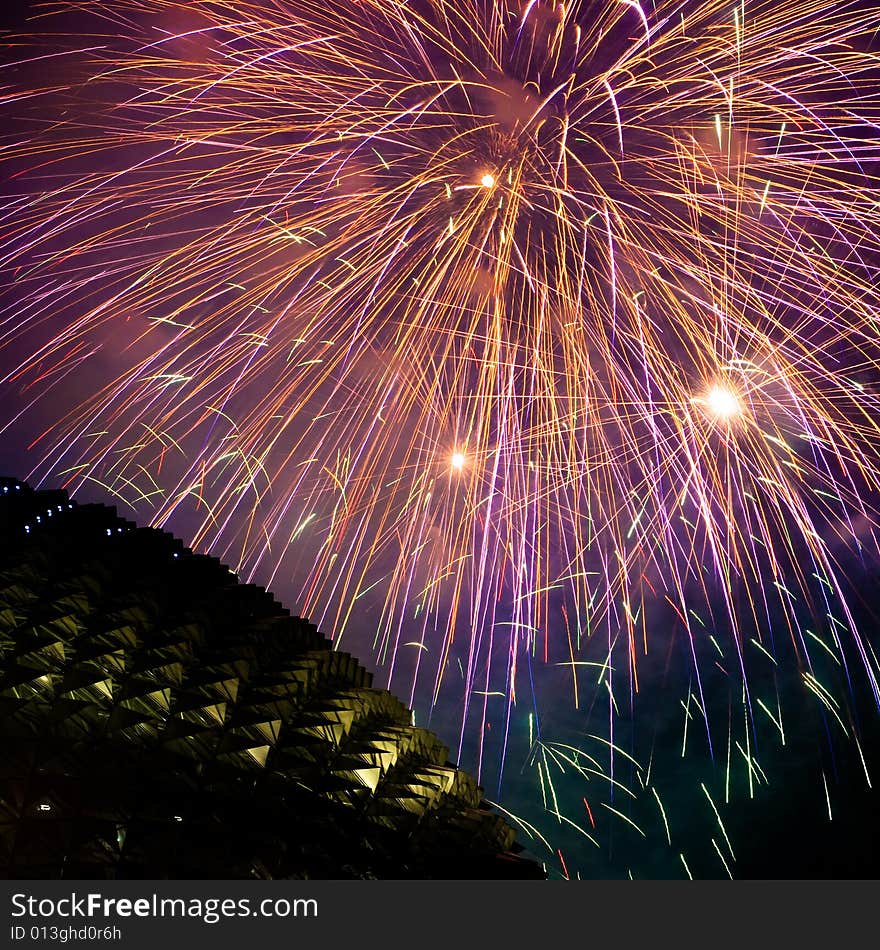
[2,0,880,876]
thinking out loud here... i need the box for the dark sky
[1,0,880,881]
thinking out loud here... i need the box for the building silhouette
[0,477,544,879]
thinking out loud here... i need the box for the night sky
[2,0,880,880]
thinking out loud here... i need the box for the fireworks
[701,384,742,424]
[1,0,880,876]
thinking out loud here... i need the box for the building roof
[0,476,545,879]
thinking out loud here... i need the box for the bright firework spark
[1,0,880,876]
[702,384,743,423]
